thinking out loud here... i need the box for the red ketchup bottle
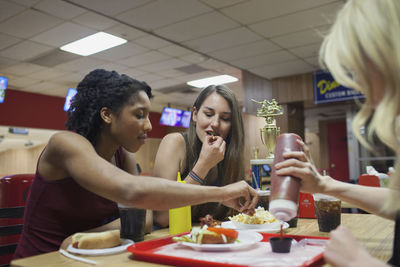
[269,133,303,222]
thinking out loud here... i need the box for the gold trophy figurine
[252,99,283,158]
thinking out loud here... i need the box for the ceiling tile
[289,43,321,58]
[134,73,164,83]
[133,35,170,50]
[184,27,262,53]
[119,51,169,67]
[157,68,186,78]
[271,26,330,49]
[94,63,129,74]
[68,0,151,16]
[30,22,96,47]
[48,72,83,85]
[137,58,188,72]
[105,24,147,41]
[0,9,62,38]
[55,57,108,72]
[179,52,208,64]
[41,85,70,97]
[34,0,86,20]
[2,62,46,76]
[250,59,315,79]
[221,0,337,24]
[149,78,182,90]
[26,67,68,80]
[249,2,342,38]
[155,11,238,42]
[22,80,62,94]
[157,45,192,57]
[232,50,297,69]
[0,40,53,61]
[0,0,25,22]
[7,0,40,7]
[304,56,320,67]
[121,68,147,78]
[200,0,245,9]
[8,75,40,88]
[72,11,117,30]
[175,70,218,83]
[0,56,19,69]
[92,42,148,61]
[29,49,79,67]
[209,39,281,62]
[198,58,229,71]
[116,0,211,31]
[0,32,21,50]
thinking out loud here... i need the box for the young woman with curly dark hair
[14,69,258,259]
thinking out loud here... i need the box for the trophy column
[250,99,283,190]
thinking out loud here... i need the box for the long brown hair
[186,85,245,220]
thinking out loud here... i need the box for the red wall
[0,89,167,138]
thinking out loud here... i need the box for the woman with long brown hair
[153,84,245,226]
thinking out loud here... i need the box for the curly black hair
[65,69,152,145]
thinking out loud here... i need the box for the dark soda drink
[314,199,341,232]
[119,208,146,242]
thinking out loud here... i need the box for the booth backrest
[0,174,34,267]
[358,174,380,187]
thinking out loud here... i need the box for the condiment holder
[269,237,293,253]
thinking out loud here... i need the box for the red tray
[127,233,328,267]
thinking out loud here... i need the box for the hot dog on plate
[71,229,121,249]
[172,226,238,244]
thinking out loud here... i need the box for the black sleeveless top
[389,211,400,266]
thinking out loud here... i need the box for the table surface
[11,213,394,267]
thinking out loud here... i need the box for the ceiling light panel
[187,75,238,88]
[60,32,127,56]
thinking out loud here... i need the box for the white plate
[221,221,289,233]
[178,231,263,251]
[67,238,134,255]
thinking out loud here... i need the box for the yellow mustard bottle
[169,172,192,235]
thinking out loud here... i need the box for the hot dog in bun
[173,226,238,244]
[71,229,121,249]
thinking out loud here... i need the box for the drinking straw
[280,223,283,241]
[252,172,260,190]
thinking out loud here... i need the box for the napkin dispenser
[298,192,316,218]
[169,172,192,235]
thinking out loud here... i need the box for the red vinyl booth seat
[0,174,34,267]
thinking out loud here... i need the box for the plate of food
[221,207,289,232]
[172,226,263,251]
[66,229,134,256]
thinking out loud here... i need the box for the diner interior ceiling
[0,0,345,151]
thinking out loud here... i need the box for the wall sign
[313,70,364,104]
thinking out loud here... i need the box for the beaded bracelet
[189,170,205,185]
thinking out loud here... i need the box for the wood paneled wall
[271,73,314,105]
[242,71,273,115]
[0,144,45,176]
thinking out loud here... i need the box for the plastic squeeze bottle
[269,133,303,222]
[169,172,192,235]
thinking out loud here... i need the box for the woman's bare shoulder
[46,131,93,156]
[161,132,185,146]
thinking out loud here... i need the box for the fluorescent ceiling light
[60,32,127,56]
[187,75,239,88]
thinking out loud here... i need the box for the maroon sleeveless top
[14,148,123,259]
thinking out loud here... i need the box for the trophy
[252,99,283,158]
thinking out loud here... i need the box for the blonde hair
[320,0,400,213]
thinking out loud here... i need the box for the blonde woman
[275,0,400,266]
